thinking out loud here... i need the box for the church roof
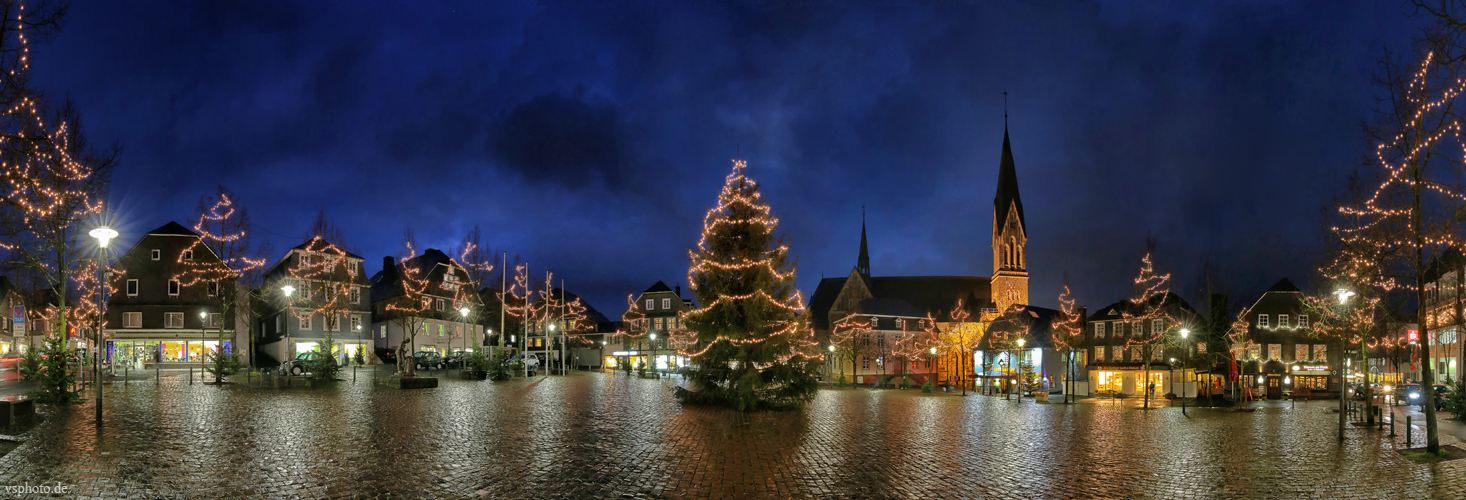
[994,127,1026,236]
[857,217,870,278]
[809,275,991,330]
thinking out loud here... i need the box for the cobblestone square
[0,372,1462,499]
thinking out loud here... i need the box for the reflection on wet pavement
[0,371,1462,498]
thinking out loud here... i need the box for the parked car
[1395,383,1448,409]
[413,351,444,371]
[375,347,397,365]
[508,353,540,376]
[1431,384,1454,410]
[279,351,323,376]
[443,351,466,369]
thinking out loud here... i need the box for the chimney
[676,284,681,298]
[383,256,395,274]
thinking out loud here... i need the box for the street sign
[11,305,22,336]
[1408,329,1419,343]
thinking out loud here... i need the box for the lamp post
[828,344,837,383]
[1334,287,1354,441]
[1180,328,1190,415]
[650,332,658,377]
[459,307,470,357]
[929,346,937,391]
[280,285,295,364]
[88,226,116,426]
[199,311,208,378]
[547,323,556,376]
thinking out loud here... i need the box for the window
[1094,323,1105,338]
[654,318,664,330]
[862,356,869,370]
[300,285,311,300]
[126,279,138,296]
[350,315,362,332]
[165,313,184,329]
[168,280,180,296]
[436,299,445,311]
[438,324,445,337]
[1279,315,1290,328]
[380,326,387,339]
[1152,319,1163,335]
[1258,314,1269,328]
[182,249,193,261]
[151,249,160,261]
[662,298,671,309]
[124,312,141,328]
[646,299,654,310]
[1298,315,1309,328]
[206,282,218,297]
[350,287,360,304]
[300,313,312,331]
[895,318,904,329]
[206,313,221,328]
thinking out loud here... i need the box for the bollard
[125,366,129,384]
[155,364,159,385]
[1407,415,1412,446]
[1390,405,1396,437]
[189,368,193,385]
[353,365,357,384]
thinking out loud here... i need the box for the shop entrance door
[1267,375,1282,399]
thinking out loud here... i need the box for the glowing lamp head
[929,347,937,355]
[650,333,656,340]
[199,311,208,319]
[89,227,118,248]
[459,307,469,317]
[1334,288,1356,304]
[548,324,556,331]
[1180,328,1189,339]
[828,345,835,352]
[1017,339,1025,348]
[281,285,295,297]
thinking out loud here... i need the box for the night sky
[31,1,1424,316]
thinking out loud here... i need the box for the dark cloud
[30,0,1428,315]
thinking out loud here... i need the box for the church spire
[994,124,1026,237]
[857,206,870,278]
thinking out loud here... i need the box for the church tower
[991,124,1028,313]
[857,210,871,279]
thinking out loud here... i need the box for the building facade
[1422,249,1464,383]
[1232,279,1341,399]
[605,281,692,372]
[1084,292,1198,398]
[102,222,243,369]
[371,249,484,358]
[257,237,373,366]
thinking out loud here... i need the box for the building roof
[146,221,198,237]
[642,281,673,294]
[981,305,1061,349]
[1424,247,1466,284]
[809,275,990,330]
[857,216,870,278]
[1266,278,1301,293]
[856,297,923,318]
[994,127,1026,236]
[1086,292,1198,322]
[291,237,364,260]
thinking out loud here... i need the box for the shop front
[1088,366,1173,397]
[110,339,234,369]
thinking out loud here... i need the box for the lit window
[1279,315,1289,328]
[1258,314,1269,328]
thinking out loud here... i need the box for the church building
[809,124,1031,389]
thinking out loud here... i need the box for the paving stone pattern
[0,371,1462,499]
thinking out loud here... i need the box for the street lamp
[199,311,209,377]
[459,307,470,355]
[1180,328,1191,415]
[929,347,937,392]
[650,332,658,376]
[88,226,117,426]
[279,285,295,361]
[1016,339,1027,400]
[1333,287,1354,441]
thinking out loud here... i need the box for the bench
[0,395,34,426]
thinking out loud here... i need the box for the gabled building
[978,304,1070,394]
[370,249,484,357]
[1233,278,1339,399]
[605,281,694,372]
[103,222,242,369]
[257,237,373,366]
[1084,292,1198,397]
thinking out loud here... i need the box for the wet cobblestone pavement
[0,371,1463,499]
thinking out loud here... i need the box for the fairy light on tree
[829,313,873,387]
[283,230,360,373]
[674,158,820,411]
[1052,283,1085,403]
[1120,251,1178,410]
[937,298,981,396]
[1330,49,1466,453]
[174,187,265,383]
[451,226,494,352]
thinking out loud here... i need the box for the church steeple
[857,207,870,278]
[991,111,1029,313]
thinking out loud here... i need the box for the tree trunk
[1338,337,1346,441]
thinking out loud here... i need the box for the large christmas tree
[674,158,820,411]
